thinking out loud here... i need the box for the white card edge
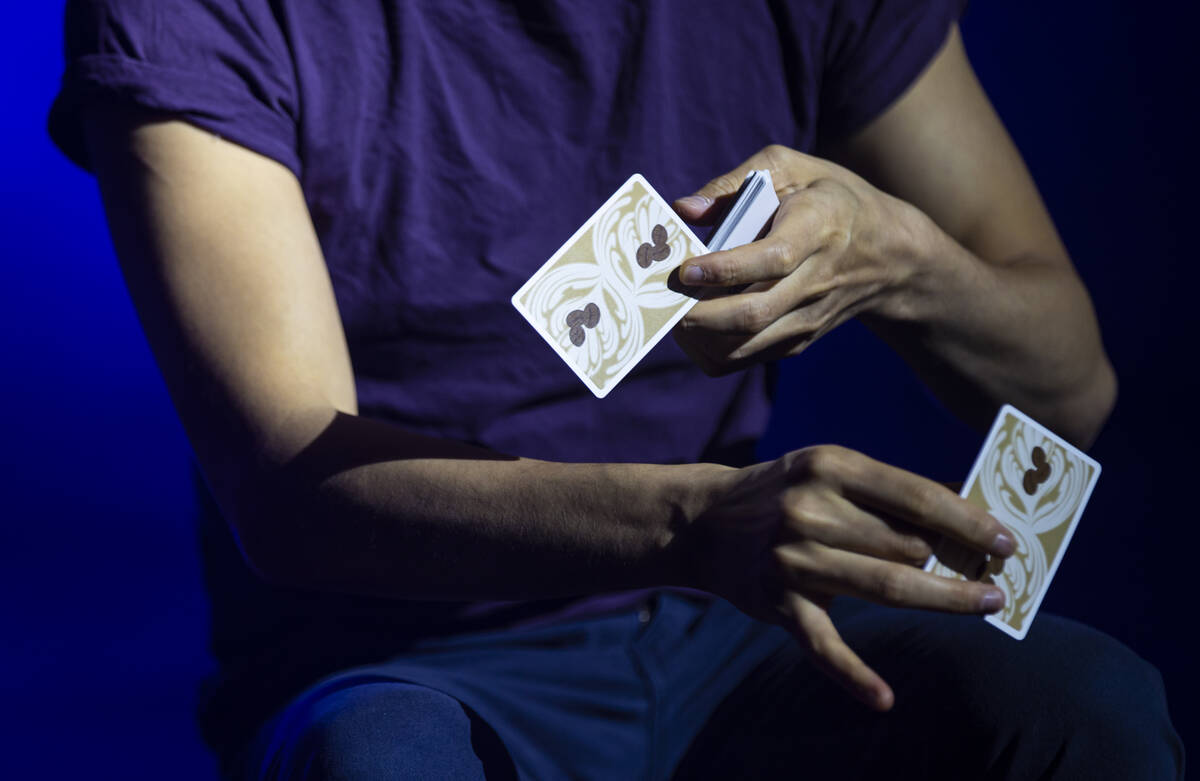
[923,407,1010,573]
[509,172,708,399]
[510,287,610,398]
[708,170,779,252]
[985,403,1102,640]
[587,173,708,396]
[511,172,647,305]
[633,173,709,251]
[509,173,647,399]
[714,188,780,252]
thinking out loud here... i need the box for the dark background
[2,1,1194,777]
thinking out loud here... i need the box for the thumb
[673,165,757,225]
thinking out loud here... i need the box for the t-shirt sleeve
[817,0,968,143]
[48,0,299,177]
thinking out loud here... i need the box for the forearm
[865,204,1116,447]
[228,409,733,600]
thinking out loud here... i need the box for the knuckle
[787,448,820,480]
[762,144,793,171]
[874,568,909,605]
[707,257,734,284]
[778,487,801,517]
[738,297,775,333]
[807,632,835,660]
[782,488,821,527]
[909,482,943,520]
[823,224,852,251]
[766,242,796,277]
[902,535,934,563]
[811,445,852,479]
[702,174,737,198]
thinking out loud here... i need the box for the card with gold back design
[511,174,709,398]
[511,172,778,398]
[925,405,1101,640]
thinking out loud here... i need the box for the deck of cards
[925,405,1101,640]
[512,171,778,398]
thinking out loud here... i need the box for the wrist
[864,195,945,324]
[656,461,739,589]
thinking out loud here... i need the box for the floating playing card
[925,404,1101,640]
[511,174,709,398]
[512,172,780,398]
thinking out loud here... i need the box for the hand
[672,145,930,375]
[672,444,1016,711]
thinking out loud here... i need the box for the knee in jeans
[287,683,485,781]
[1060,636,1177,759]
[1000,619,1181,776]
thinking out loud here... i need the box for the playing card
[925,404,1101,640]
[511,174,709,398]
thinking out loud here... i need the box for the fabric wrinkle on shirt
[48,0,968,768]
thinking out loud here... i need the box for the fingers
[673,148,784,225]
[779,488,934,566]
[679,237,799,287]
[777,544,1006,615]
[795,446,1016,558]
[679,262,845,337]
[790,594,894,711]
[674,144,829,224]
[673,289,848,376]
[681,271,801,334]
[678,194,827,287]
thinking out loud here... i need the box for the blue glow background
[2,2,1194,776]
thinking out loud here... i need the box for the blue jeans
[241,592,1183,780]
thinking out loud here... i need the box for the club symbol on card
[635,224,672,268]
[1021,446,1052,495]
[974,554,1006,582]
[566,302,601,346]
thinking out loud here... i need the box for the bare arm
[831,25,1116,446]
[84,112,715,600]
[675,26,1116,448]
[85,110,1016,710]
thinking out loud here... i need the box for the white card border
[510,173,707,399]
[926,404,1102,640]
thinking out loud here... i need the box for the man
[50,0,1180,778]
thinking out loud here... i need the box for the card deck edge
[709,170,780,252]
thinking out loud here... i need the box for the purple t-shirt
[51,0,963,762]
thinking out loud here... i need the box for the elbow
[222,467,320,590]
[214,406,352,588]
[1064,357,1117,450]
[224,485,289,588]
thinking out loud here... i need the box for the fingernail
[681,265,706,284]
[676,195,712,212]
[992,533,1016,556]
[980,589,1005,612]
